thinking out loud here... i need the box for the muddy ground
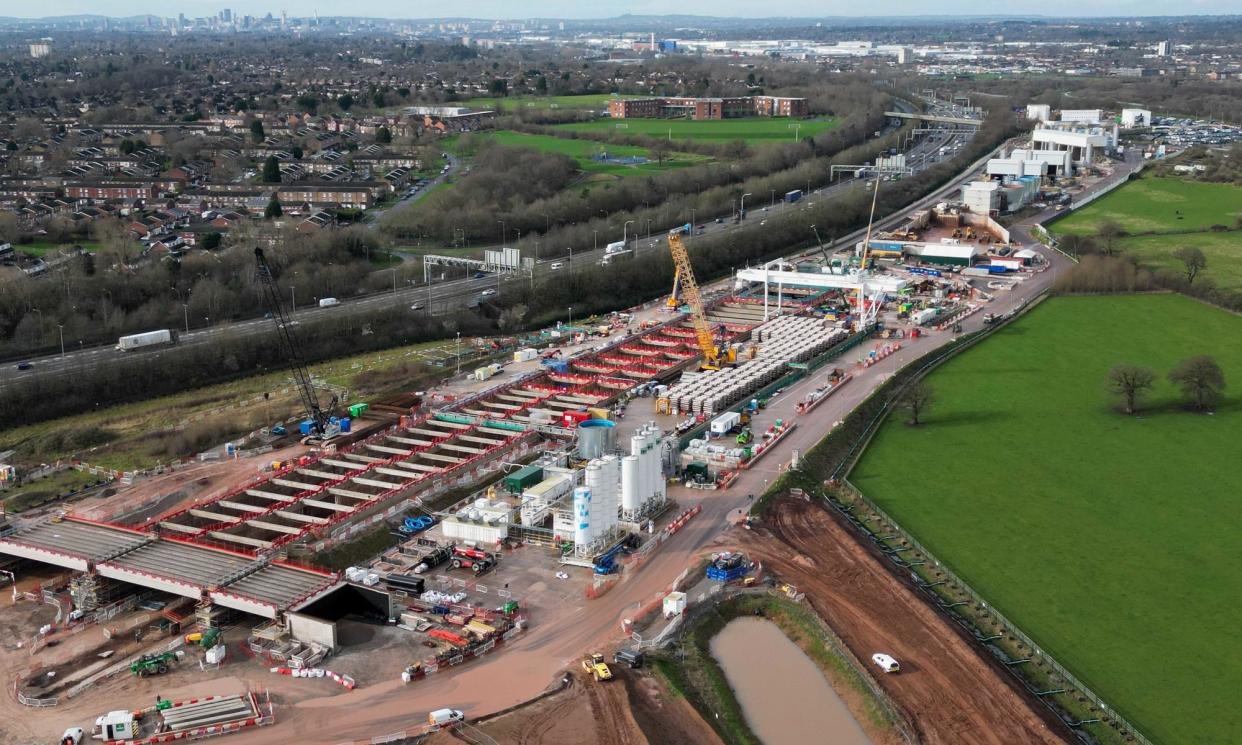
[733,495,1070,745]
[426,667,723,745]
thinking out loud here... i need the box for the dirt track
[735,496,1068,745]
[426,668,722,745]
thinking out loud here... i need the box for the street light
[182,304,189,333]
[740,193,752,220]
[567,306,573,327]
[593,230,598,252]
[770,188,775,208]
[624,220,634,250]
[389,267,398,294]
[56,324,65,357]
[291,286,297,313]
[455,331,461,375]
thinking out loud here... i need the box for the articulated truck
[116,329,176,352]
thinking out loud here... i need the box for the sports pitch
[1052,176,1242,234]
[552,116,838,145]
[455,93,638,111]
[850,294,1241,745]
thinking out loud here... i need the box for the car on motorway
[549,262,564,271]
[16,361,32,370]
[410,302,424,311]
[480,288,497,298]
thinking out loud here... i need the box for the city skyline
[1,1,1236,21]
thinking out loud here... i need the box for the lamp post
[389,267,397,294]
[182,304,189,333]
[57,324,65,357]
[455,332,461,375]
[740,192,752,220]
[624,220,634,250]
[567,306,573,327]
[593,230,598,252]
[291,286,296,313]
[770,188,775,208]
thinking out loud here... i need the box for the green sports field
[480,130,711,176]
[851,295,1241,745]
[552,116,838,145]
[455,93,639,111]
[1053,176,1242,234]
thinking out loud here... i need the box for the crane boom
[253,247,331,435]
[667,232,722,368]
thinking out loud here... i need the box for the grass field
[1114,231,1242,289]
[552,116,838,145]
[481,130,710,177]
[14,241,101,257]
[1053,176,1242,235]
[455,93,639,111]
[851,294,1242,745]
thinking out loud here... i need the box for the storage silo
[578,419,617,460]
[574,486,592,550]
[621,455,640,519]
[597,455,621,532]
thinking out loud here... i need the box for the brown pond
[710,616,872,745]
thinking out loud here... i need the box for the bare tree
[1095,221,1126,256]
[897,380,934,426]
[1107,364,1155,415]
[1168,355,1225,411]
[1172,246,1207,284]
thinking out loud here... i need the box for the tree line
[1108,356,1226,414]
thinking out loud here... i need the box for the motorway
[0,101,974,389]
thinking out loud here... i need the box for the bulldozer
[581,653,613,682]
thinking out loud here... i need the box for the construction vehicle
[665,223,693,309]
[736,428,753,445]
[450,545,496,573]
[666,232,735,371]
[581,653,613,682]
[59,728,84,745]
[254,247,338,443]
[183,627,221,648]
[130,651,177,677]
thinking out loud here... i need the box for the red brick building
[608,96,808,120]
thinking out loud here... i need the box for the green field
[481,130,712,176]
[455,93,639,111]
[1115,231,1242,289]
[553,116,838,145]
[851,295,1242,745]
[14,241,101,257]
[1053,176,1242,235]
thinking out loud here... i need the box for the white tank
[621,455,640,513]
[574,486,592,547]
[598,455,620,531]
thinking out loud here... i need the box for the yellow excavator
[667,231,735,371]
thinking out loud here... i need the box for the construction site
[0,182,1069,745]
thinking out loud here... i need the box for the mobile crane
[254,247,338,442]
[665,223,693,309]
[666,231,735,371]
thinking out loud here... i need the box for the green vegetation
[481,130,711,176]
[0,337,459,472]
[1053,176,1242,235]
[14,241,101,257]
[850,295,1242,745]
[1107,231,1242,290]
[553,116,838,145]
[310,523,399,571]
[1,468,110,513]
[455,93,638,111]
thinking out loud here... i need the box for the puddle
[710,616,872,745]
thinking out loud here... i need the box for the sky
[6,0,1235,19]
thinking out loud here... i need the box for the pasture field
[1114,231,1242,289]
[1053,176,1242,234]
[480,130,711,176]
[552,116,838,145]
[851,294,1242,745]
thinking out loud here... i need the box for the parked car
[872,653,900,673]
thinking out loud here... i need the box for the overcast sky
[8,0,1234,19]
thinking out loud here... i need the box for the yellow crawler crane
[668,232,735,371]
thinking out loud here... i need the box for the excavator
[666,231,736,371]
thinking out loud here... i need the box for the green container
[503,465,544,493]
[349,403,369,418]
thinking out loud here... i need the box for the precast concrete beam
[273,478,321,491]
[189,509,241,524]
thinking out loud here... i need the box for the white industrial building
[986,148,1073,179]
[1032,123,1115,165]
[961,181,1001,214]
[1121,108,1152,128]
[1026,104,1052,122]
[1060,109,1104,124]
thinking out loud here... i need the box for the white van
[428,708,465,726]
[319,297,340,308]
[549,262,564,271]
[871,653,900,673]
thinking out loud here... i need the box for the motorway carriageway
[0,103,972,389]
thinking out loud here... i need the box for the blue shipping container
[340,417,352,433]
[299,419,315,435]
[985,265,1010,274]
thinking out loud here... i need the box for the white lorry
[318,297,340,308]
[116,329,175,352]
[604,240,628,256]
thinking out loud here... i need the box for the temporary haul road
[0,100,969,389]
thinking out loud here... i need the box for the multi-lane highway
[0,100,980,388]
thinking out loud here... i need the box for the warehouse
[903,242,984,267]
